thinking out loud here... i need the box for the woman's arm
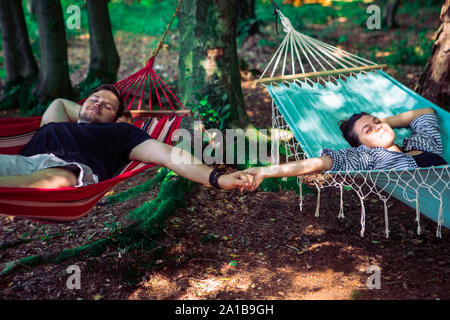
[40,99,82,127]
[244,156,333,191]
[382,107,435,128]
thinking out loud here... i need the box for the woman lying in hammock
[245,107,448,190]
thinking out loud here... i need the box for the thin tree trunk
[383,0,400,29]
[416,0,450,110]
[0,0,38,88]
[34,0,74,103]
[26,0,36,16]
[79,0,120,90]
[178,0,249,128]
[236,0,259,37]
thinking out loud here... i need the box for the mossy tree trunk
[34,0,74,104]
[178,0,249,128]
[416,0,450,110]
[77,0,120,93]
[0,0,38,88]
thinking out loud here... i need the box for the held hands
[243,167,265,191]
[217,171,255,192]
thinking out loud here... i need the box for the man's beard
[78,110,100,123]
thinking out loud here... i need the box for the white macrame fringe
[360,197,366,237]
[315,185,321,217]
[415,195,422,235]
[383,199,390,238]
[338,185,345,219]
[437,198,443,238]
[298,176,303,211]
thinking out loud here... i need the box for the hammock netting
[261,10,449,238]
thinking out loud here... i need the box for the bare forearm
[130,140,250,190]
[164,146,213,185]
[259,156,333,178]
[383,107,435,128]
[131,141,213,186]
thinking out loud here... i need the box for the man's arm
[129,139,253,190]
[40,99,82,127]
[382,107,435,129]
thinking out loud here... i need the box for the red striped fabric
[0,116,180,223]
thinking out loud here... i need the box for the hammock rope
[259,9,381,84]
[260,4,449,238]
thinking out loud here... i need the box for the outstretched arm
[244,156,333,191]
[129,139,253,190]
[382,107,435,128]
[40,99,82,127]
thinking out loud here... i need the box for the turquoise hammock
[259,7,449,237]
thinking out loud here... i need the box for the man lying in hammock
[244,107,448,190]
[0,84,253,190]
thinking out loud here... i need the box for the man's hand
[218,171,254,191]
[116,115,129,123]
[40,99,82,127]
[243,167,265,191]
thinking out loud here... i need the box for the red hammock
[0,57,189,223]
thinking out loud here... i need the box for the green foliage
[108,167,170,204]
[75,78,102,101]
[108,0,179,37]
[383,31,433,66]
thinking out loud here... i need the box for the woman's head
[340,112,396,149]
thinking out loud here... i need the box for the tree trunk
[178,0,249,128]
[236,0,255,21]
[26,0,36,16]
[78,0,120,91]
[416,0,450,110]
[383,0,400,29]
[0,0,38,88]
[34,0,74,103]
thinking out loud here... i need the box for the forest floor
[0,3,449,300]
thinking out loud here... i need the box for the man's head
[78,84,124,123]
[340,112,396,149]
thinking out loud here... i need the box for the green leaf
[220,104,231,115]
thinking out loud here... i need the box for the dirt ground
[1,6,449,300]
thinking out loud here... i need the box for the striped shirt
[321,113,444,171]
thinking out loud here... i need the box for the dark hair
[339,112,369,147]
[89,84,124,120]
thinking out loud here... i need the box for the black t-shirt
[19,122,151,181]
